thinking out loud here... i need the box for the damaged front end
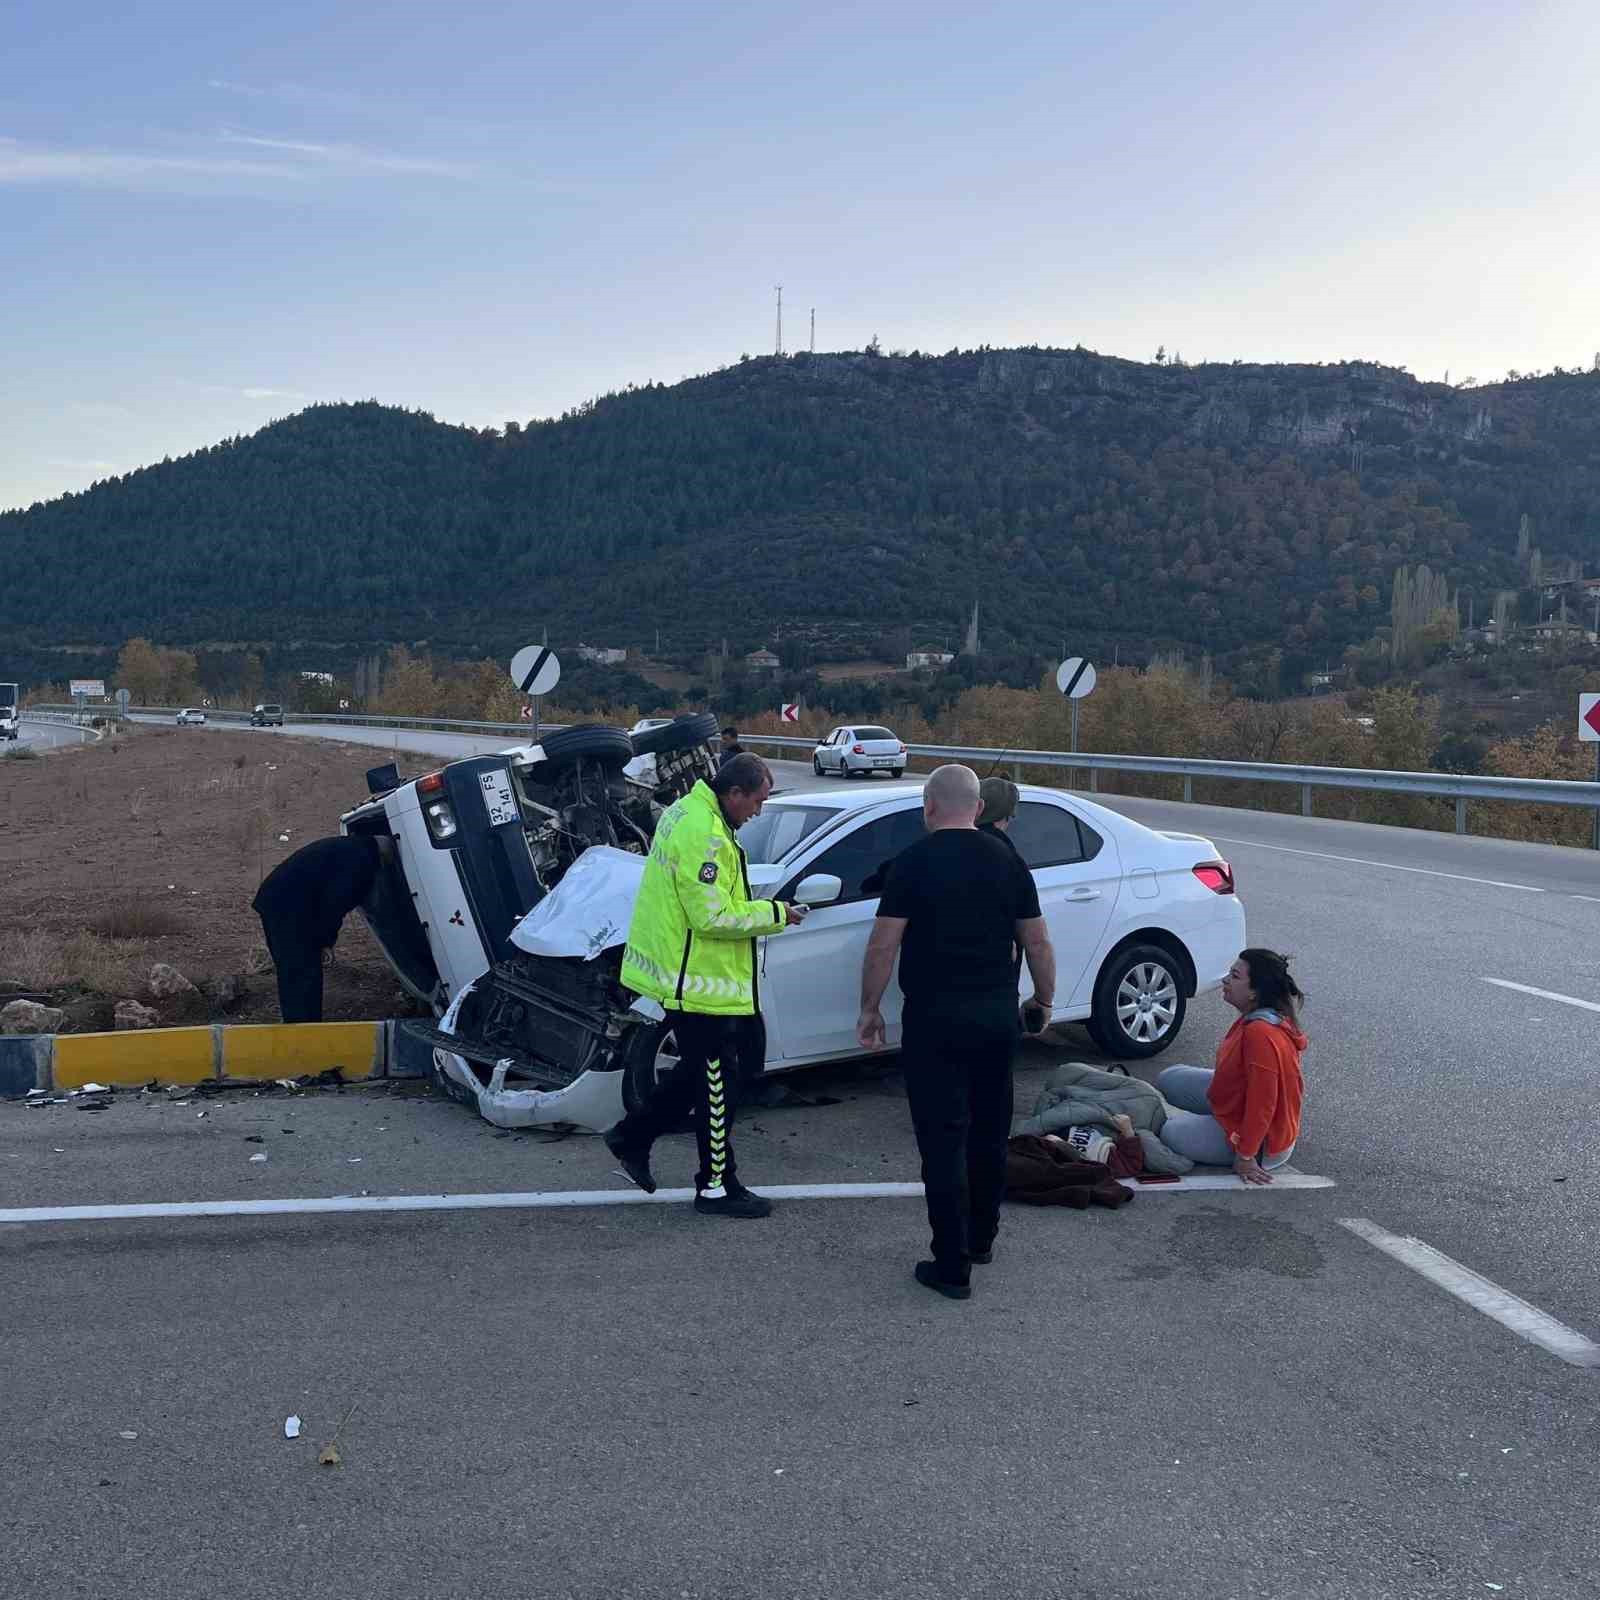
[386,715,722,1131]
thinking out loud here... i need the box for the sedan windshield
[738,803,834,864]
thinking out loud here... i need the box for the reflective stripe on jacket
[620,780,787,1016]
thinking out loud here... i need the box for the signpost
[780,703,800,724]
[1580,695,1600,849]
[115,689,131,721]
[509,646,561,741]
[1055,657,1097,759]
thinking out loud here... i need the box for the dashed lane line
[1208,836,1547,893]
[1480,977,1600,1014]
[1340,1217,1600,1369]
[0,1171,1334,1226]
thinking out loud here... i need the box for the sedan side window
[1008,801,1100,867]
[789,808,928,903]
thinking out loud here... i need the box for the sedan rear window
[738,803,834,864]
[1008,802,1102,867]
[852,727,894,741]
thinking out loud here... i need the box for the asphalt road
[7,719,1598,1597]
[14,715,90,750]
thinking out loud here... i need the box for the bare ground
[0,726,435,1030]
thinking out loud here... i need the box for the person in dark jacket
[252,834,394,1022]
[977,776,1021,855]
[717,727,746,771]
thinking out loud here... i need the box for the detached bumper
[433,1047,624,1131]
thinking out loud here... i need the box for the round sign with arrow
[1055,658,1097,700]
[509,645,561,698]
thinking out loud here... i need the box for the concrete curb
[2,1019,430,1096]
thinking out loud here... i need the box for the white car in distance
[175,708,207,725]
[813,724,907,778]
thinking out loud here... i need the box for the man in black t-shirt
[857,764,1057,1300]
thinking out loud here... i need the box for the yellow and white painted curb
[1,1019,427,1097]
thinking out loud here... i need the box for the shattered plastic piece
[25,1088,49,1100]
[249,1152,268,1163]
[317,1444,342,1467]
[275,1078,303,1093]
[118,1430,139,1440]
[243,1135,265,1144]
[76,1083,111,1095]
[277,834,290,843]
[347,1157,362,1163]
[284,1416,302,1439]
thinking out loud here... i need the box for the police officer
[605,752,805,1218]
[252,834,394,1023]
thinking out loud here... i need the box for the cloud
[0,131,474,191]
[218,130,474,178]
[0,136,305,187]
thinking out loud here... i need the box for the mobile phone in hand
[1022,1004,1046,1034]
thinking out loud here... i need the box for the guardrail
[736,733,1600,844]
[39,704,1600,844]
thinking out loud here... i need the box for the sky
[3,0,1596,511]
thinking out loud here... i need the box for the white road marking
[1209,836,1546,893]
[1480,977,1600,1014]
[1117,1172,1334,1193]
[0,1171,1333,1225]
[1340,1217,1600,1369]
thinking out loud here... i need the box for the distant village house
[906,645,955,670]
[576,644,627,665]
[745,648,782,672]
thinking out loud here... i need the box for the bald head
[922,763,981,830]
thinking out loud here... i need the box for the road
[5,717,1598,1597]
[14,714,91,750]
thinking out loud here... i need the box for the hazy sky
[4,0,1595,511]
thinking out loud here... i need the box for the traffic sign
[780,703,799,724]
[70,678,106,698]
[1055,658,1097,700]
[1580,694,1600,742]
[509,645,561,697]
[519,704,534,721]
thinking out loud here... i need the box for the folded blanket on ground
[1004,1134,1136,1208]
[1015,1061,1195,1175]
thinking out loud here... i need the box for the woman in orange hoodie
[1155,948,1306,1185]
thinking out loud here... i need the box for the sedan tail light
[852,744,865,754]
[898,744,907,754]
[1192,861,1234,894]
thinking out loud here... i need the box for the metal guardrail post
[1301,784,1314,817]
[1089,769,1099,793]
[1455,798,1468,835]
[1182,775,1194,803]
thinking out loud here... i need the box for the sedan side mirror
[793,873,842,907]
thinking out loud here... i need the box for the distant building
[299,671,334,686]
[576,644,627,665]
[1307,671,1335,691]
[906,646,955,670]
[745,648,782,672]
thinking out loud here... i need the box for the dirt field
[0,726,438,1031]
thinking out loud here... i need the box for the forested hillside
[4,347,1597,691]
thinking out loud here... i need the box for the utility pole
[810,308,815,353]
[775,285,783,356]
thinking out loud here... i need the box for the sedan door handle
[1065,888,1101,902]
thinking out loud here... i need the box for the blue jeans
[1155,1065,1294,1168]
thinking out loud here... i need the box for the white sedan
[813,725,907,778]
[733,784,1243,1068]
[175,708,207,725]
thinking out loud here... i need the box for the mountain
[4,347,1598,691]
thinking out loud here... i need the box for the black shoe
[694,1182,772,1219]
[968,1247,995,1265]
[604,1129,656,1194]
[914,1261,972,1300]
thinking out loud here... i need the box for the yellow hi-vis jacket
[621,780,788,1016]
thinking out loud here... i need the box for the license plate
[478,768,520,827]
[873,758,895,766]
